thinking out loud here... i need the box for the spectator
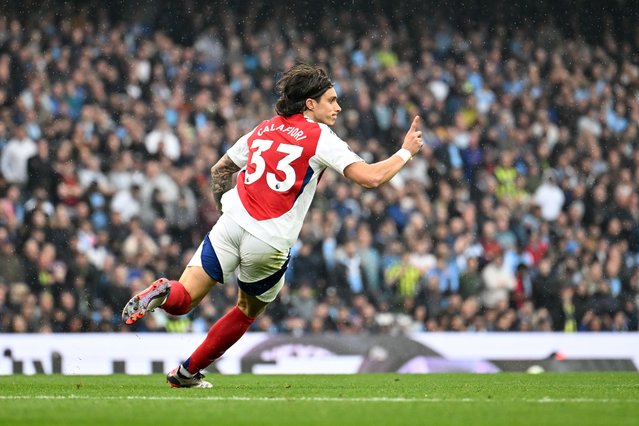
[0,238,25,284]
[533,171,565,222]
[459,256,483,300]
[385,250,422,300]
[110,183,142,222]
[144,118,181,161]
[26,139,56,194]
[481,251,516,309]
[0,126,36,185]
[290,283,317,323]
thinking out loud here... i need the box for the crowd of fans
[1,1,639,336]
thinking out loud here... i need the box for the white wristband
[394,148,412,164]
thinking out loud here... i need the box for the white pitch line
[0,395,634,404]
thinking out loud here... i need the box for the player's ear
[305,98,315,111]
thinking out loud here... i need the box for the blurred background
[0,0,638,342]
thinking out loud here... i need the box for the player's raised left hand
[402,116,423,157]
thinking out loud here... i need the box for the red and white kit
[187,113,362,300]
[224,113,363,250]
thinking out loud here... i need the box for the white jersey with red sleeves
[222,113,363,250]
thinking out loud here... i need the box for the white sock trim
[179,365,194,378]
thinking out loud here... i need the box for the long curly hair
[275,64,333,116]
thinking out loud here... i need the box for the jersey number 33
[238,133,318,221]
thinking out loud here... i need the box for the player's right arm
[344,116,423,188]
[210,154,241,213]
[210,129,254,213]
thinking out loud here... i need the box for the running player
[122,63,423,387]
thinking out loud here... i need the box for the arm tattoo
[210,154,240,213]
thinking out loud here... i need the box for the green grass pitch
[1,373,638,426]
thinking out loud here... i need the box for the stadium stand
[0,0,638,334]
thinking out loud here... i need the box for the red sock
[184,306,255,373]
[162,281,192,315]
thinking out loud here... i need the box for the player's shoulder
[316,122,340,139]
[317,122,333,133]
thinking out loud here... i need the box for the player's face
[308,88,341,126]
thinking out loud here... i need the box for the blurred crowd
[1,0,638,335]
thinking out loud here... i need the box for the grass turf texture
[1,373,638,426]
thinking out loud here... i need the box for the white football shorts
[187,213,289,302]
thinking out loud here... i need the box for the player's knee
[237,293,269,318]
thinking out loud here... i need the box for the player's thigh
[238,234,288,280]
[237,233,289,303]
[185,215,243,304]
